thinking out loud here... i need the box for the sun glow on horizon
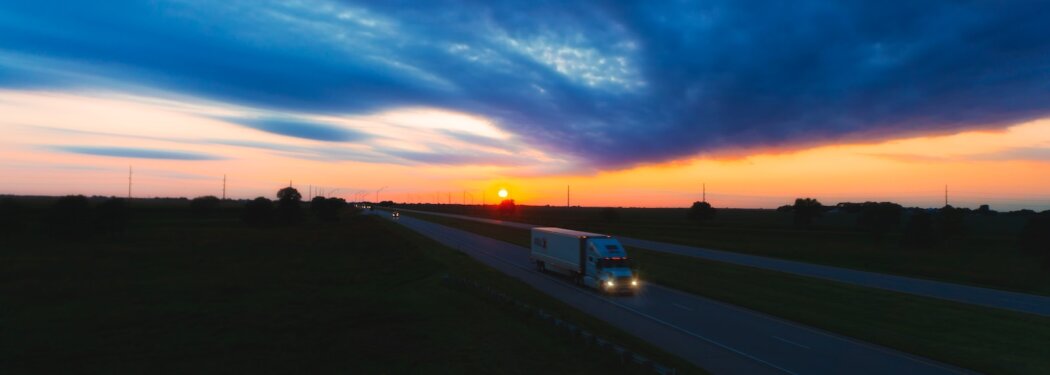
[479,119,1050,210]
[1,90,1049,210]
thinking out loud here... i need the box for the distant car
[392,211,400,218]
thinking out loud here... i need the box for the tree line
[0,186,351,240]
[678,198,1049,266]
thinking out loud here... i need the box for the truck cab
[583,238,638,294]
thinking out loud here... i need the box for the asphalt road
[372,210,968,375]
[392,207,1050,317]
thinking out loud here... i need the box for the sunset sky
[2,1,1049,209]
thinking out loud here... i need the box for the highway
[372,210,968,375]
[392,208,1050,317]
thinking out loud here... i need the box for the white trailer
[530,227,639,294]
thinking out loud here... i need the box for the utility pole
[376,186,388,202]
[222,174,226,200]
[463,190,466,205]
[945,185,948,207]
[567,185,571,207]
[703,183,706,203]
[127,165,132,200]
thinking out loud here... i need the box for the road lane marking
[672,303,694,311]
[384,211,969,375]
[772,336,811,350]
[397,217,799,375]
[399,208,1050,319]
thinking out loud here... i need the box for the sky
[1,1,1049,210]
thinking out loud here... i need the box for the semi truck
[530,227,640,294]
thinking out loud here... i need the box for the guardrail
[442,274,678,375]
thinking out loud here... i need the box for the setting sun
[1,3,1048,374]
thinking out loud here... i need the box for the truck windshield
[597,258,632,269]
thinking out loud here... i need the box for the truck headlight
[605,280,615,287]
[631,279,638,286]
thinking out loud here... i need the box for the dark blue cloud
[3,1,1050,169]
[224,117,363,142]
[54,146,221,160]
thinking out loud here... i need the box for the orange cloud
[1,90,1049,210]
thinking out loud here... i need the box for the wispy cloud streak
[1,1,1049,169]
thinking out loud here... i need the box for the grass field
[397,204,1050,295]
[1,201,702,374]
[400,210,1050,374]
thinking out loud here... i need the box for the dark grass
[0,208,703,374]
[396,204,1050,295]
[401,210,1050,375]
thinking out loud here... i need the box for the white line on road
[772,336,811,350]
[384,213,965,373]
[406,219,799,375]
[672,302,694,311]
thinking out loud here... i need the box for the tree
[902,210,937,248]
[311,196,346,222]
[310,196,326,214]
[835,202,865,214]
[275,187,302,224]
[792,198,824,227]
[856,202,903,239]
[1007,209,1037,217]
[1018,213,1050,268]
[190,196,221,217]
[242,197,274,226]
[277,187,302,202]
[600,207,620,222]
[976,204,996,216]
[95,198,129,235]
[687,201,716,223]
[497,199,516,216]
[46,195,93,239]
[0,197,25,234]
[937,205,966,236]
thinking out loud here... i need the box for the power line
[376,186,387,202]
